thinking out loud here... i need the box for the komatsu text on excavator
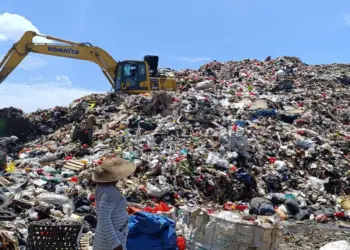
[0,31,177,93]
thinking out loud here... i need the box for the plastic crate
[27,220,83,250]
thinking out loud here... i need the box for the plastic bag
[295,138,315,149]
[195,80,213,90]
[284,198,300,215]
[229,132,250,158]
[275,161,288,172]
[38,193,70,205]
[146,182,171,198]
[268,193,286,205]
[5,162,15,173]
[206,152,229,168]
[320,240,350,250]
[341,198,350,211]
[308,176,327,192]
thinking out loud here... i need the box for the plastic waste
[177,236,186,250]
[320,241,350,250]
[146,181,171,198]
[295,138,316,149]
[195,80,213,90]
[341,198,350,211]
[37,193,70,206]
[308,176,328,192]
[206,152,229,168]
[285,198,300,215]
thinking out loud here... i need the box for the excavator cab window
[124,64,137,77]
[115,61,148,92]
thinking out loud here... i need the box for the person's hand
[114,245,123,250]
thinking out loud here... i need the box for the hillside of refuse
[0,56,350,249]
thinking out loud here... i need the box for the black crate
[27,220,83,250]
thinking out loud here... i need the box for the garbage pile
[0,56,349,248]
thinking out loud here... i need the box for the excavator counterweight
[0,31,177,93]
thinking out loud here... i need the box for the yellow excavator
[0,31,177,93]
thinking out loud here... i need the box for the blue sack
[127,212,178,250]
[236,168,252,185]
[259,204,275,215]
[253,109,277,118]
[235,120,246,127]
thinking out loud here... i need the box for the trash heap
[0,56,350,248]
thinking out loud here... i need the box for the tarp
[127,212,178,250]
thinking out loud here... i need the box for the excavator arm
[0,31,118,88]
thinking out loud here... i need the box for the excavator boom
[0,31,118,88]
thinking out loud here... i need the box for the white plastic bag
[295,138,315,149]
[38,193,70,205]
[195,80,213,90]
[146,182,170,198]
[275,161,288,172]
[308,176,328,192]
[206,152,229,168]
[320,241,350,250]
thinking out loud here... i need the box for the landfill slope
[0,56,350,248]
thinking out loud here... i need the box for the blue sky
[0,0,350,112]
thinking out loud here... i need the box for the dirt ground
[279,229,350,250]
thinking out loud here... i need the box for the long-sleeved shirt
[93,185,129,250]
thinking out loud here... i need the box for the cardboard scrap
[80,233,92,250]
[0,176,11,186]
[250,99,268,110]
[108,114,128,129]
[283,105,305,114]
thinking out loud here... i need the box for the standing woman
[92,157,136,250]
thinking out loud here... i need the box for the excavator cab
[115,56,177,93]
[115,61,149,93]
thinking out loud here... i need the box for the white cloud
[180,57,212,63]
[56,75,72,85]
[0,12,52,43]
[344,14,350,25]
[29,76,43,81]
[0,79,101,113]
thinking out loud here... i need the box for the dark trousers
[87,129,93,143]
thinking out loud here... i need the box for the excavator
[0,31,177,93]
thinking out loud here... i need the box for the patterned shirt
[93,185,129,250]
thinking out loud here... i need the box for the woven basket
[71,125,89,143]
[27,220,83,250]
